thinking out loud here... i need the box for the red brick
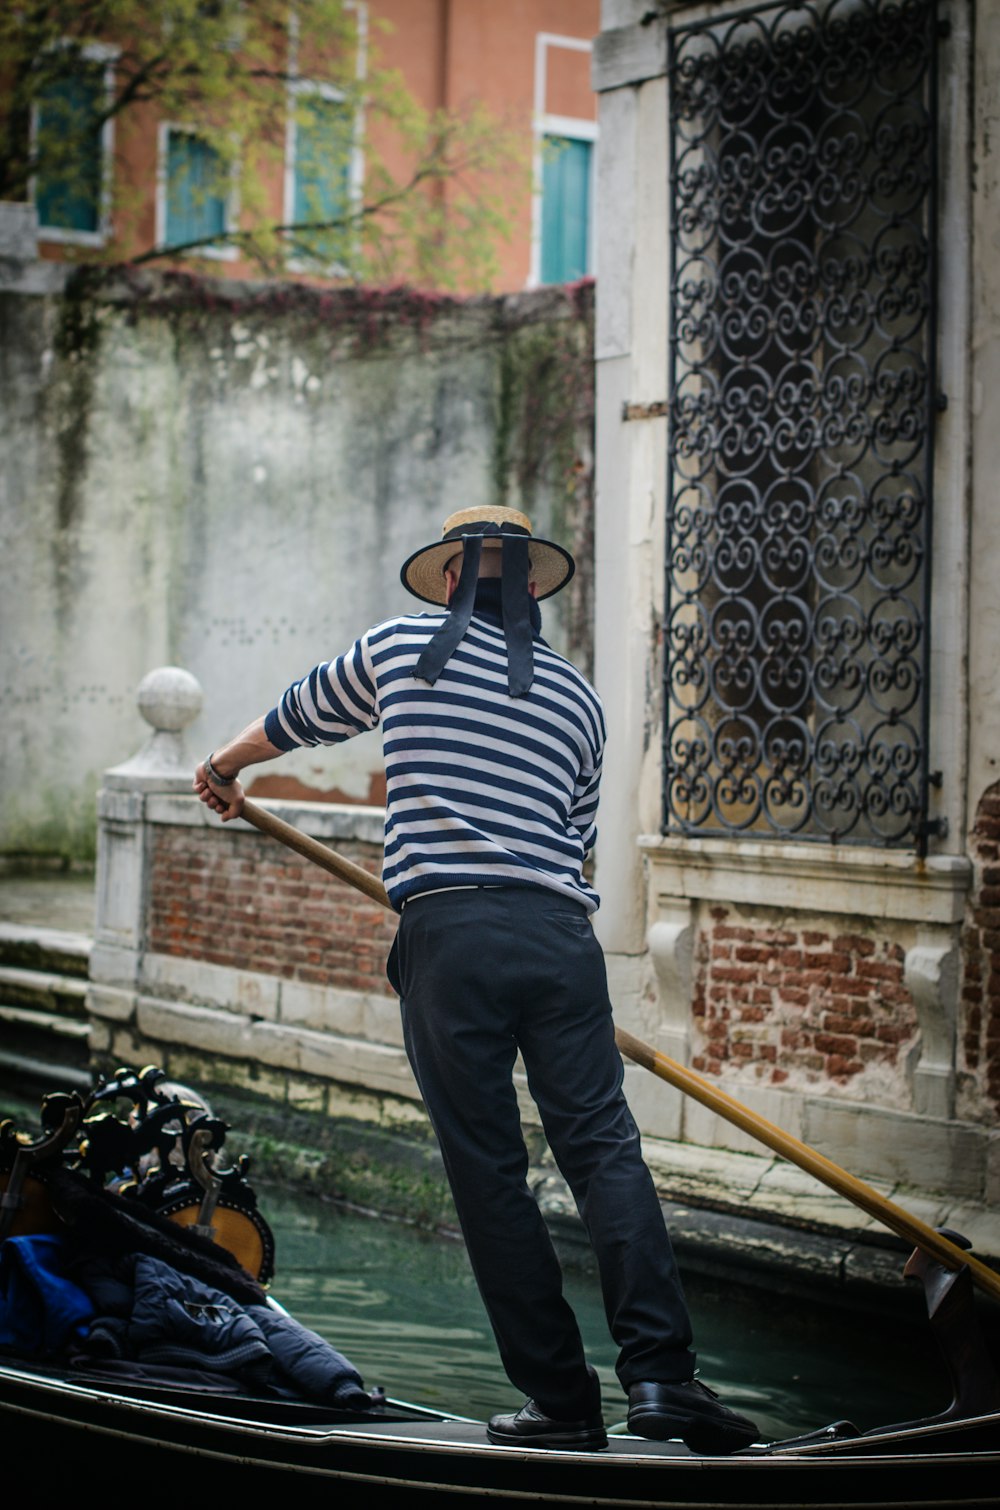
[734,945,768,963]
[712,966,757,985]
[816,1033,858,1056]
[833,933,875,956]
[857,959,902,982]
[823,1013,872,1036]
[815,952,851,975]
[826,1055,863,1077]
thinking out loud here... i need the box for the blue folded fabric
[0,1234,94,1355]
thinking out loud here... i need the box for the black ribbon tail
[414,535,484,684]
[502,534,533,697]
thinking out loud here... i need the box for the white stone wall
[0,277,592,857]
[591,0,997,1193]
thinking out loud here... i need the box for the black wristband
[204,753,236,787]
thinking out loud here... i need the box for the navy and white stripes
[264,612,606,913]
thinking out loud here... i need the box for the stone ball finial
[136,666,204,733]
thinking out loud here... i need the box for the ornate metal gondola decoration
[0,1067,274,1284]
[664,0,937,848]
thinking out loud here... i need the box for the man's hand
[193,718,282,821]
[193,761,246,822]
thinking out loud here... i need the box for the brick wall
[691,907,917,1089]
[148,825,397,997]
[960,782,1000,1116]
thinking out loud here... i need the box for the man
[194,505,759,1454]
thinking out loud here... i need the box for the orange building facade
[30,1,599,292]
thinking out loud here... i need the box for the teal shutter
[165,134,227,247]
[540,136,591,285]
[35,68,104,234]
[292,95,353,261]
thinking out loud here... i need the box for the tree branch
[127,154,458,267]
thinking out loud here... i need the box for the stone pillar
[90,667,203,1007]
[646,902,694,1065]
[905,934,960,1120]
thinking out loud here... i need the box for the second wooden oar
[615,1028,1000,1306]
[238,797,1000,1305]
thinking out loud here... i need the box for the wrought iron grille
[664,0,937,848]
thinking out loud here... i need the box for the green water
[264,1190,946,1442]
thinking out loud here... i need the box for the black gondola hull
[3,1360,999,1507]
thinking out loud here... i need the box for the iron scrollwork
[664,0,937,847]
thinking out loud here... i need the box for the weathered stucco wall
[0,270,594,859]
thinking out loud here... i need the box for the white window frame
[283,1,367,274]
[529,32,597,289]
[155,122,239,262]
[32,40,117,249]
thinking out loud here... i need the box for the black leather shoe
[487,1370,607,1451]
[627,1379,759,1454]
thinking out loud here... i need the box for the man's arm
[192,716,282,823]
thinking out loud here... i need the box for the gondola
[2,1354,999,1506]
[3,1070,1000,1507]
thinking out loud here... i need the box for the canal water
[265,1189,945,1443]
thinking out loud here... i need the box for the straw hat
[400,506,575,607]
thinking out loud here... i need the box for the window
[663,0,937,848]
[33,48,115,243]
[540,135,592,285]
[158,127,234,257]
[530,33,596,287]
[286,86,357,266]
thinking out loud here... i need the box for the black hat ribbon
[414,526,534,696]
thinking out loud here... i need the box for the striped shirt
[264,609,606,913]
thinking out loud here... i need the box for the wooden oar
[615,1028,1000,1306]
[239,797,1000,1305]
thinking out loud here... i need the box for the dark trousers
[387,887,695,1411]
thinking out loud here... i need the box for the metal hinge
[622,400,669,422]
